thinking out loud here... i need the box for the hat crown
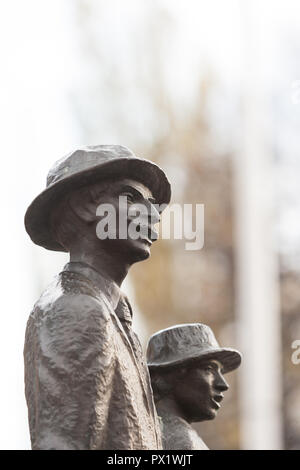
[46,145,135,187]
[147,323,220,368]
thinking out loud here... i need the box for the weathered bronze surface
[147,323,242,450]
[24,145,171,450]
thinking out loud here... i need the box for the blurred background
[0,0,299,450]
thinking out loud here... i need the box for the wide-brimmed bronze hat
[147,323,242,374]
[25,144,171,252]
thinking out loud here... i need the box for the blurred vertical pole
[234,0,283,449]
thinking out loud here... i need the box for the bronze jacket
[24,262,162,450]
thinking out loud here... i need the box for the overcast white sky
[0,0,299,449]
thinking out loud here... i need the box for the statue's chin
[95,237,151,263]
[205,408,218,420]
[190,408,217,423]
[129,239,151,263]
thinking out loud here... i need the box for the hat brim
[148,347,242,374]
[25,157,171,252]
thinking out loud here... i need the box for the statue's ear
[68,189,96,224]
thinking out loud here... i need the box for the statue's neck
[69,249,130,287]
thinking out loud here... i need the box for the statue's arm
[24,294,115,450]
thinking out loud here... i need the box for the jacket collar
[62,261,121,310]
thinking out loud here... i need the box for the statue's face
[94,178,161,262]
[172,359,229,423]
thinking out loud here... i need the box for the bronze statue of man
[147,323,242,450]
[24,145,171,450]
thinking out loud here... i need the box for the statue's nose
[214,374,229,392]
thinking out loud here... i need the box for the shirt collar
[62,261,121,310]
[115,293,133,325]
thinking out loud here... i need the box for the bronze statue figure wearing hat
[24,145,171,450]
[147,323,242,450]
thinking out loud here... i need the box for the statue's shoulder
[28,271,109,327]
[24,272,115,376]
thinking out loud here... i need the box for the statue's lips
[211,394,224,409]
